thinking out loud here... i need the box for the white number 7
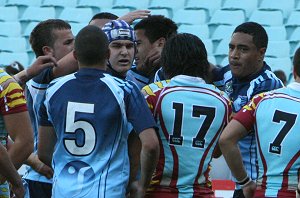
[65,102,96,156]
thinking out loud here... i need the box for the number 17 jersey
[143,75,232,197]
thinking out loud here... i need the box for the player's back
[43,69,138,198]
[144,75,231,197]
[254,86,300,197]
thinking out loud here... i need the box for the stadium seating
[264,57,292,78]
[100,8,132,18]
[222,0,258,18]
[149,0,185,12]
[173,9,207,25]
[264,26,287,41]
[266,41,290,58]
[77,0,113,13]
[0,52,29,66]
[5,0,42,8]
[0,21,22,37]
[185,0,222,17]
[70,22,86,36]
[178,24,210,39]
[258,0,294,20]
[209,10,246,26]
[0,37,26,53]
[113,0,149,10]
[0,6,19,21]
[210,25,235,41]
[58,7,93,23]
[249,10,284,26]
[20,7,56,23]
[147,8,171,18]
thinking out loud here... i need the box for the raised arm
[118,10,150,25]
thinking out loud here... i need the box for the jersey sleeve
[233,93,264,131]
[0,72,27,115]
[126,81,157,134]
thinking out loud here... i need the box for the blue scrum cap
[102,20,136,43]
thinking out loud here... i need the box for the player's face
[52,29,74,61]
[108,40,135,77]
[89,18,111,28]
[135,29,156,73]
[229,32,264,79]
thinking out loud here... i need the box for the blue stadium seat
[0,6,19,21]
[202,39,214,56]
[173,9,207,25]
[77,0,114,13]
[211,25,235,41]
[264,26,287,41]
[178,24,210,40]
[289,27,300,42]
[185,0,222,17]
[249,10,284,26]
[20,7,56,22]
[113,0,149,10]
[214,38,230,65]
[149,0,185,12]
[0,52,29,66]
[22,21,39,38]
[5,0,42,7]
[259,0,294,20]
[0,21,22,37]
[59,7,93,23]
[264,57,292,79]
[0,0,5,6]
[42,0,77,8]
[222,0,258,18]
[70,22,86,36]
[100,8,132,19]
[266,41,290,58]
[209,10,245,26]
[286,11,300,27]
[148,8,172,19]
[0,37,27,53]
[221,56,229,66]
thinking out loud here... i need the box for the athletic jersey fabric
[143,75,232,197]
[23,67,53,183]
[234,82,300,197]
[213,63,283,187]
[39,68,156,198]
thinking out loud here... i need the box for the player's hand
[141,47,162,76]
[118,10,151,24]
[32,157,53,179]
[127,181,146,198]
[27,55,57,79]
[242,180,256,198]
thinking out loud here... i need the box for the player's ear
[154,37,166,48]
[73,50,77,61]
[42,46,53,56]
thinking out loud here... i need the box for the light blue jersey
[143,75,232,197]
[234,82,300,197]
[39,68,156,198]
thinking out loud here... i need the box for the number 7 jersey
[143,75,232,197]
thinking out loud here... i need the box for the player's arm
[38,126,56,167]
[13,55,57,86]
[0,144,24,198]
[51,50,78,78]
[135,128,159,197]
[25,153,53,179]
[4,111,34,170]
[219,120,256,197]
[118,10,150,25]
[128,131,141,185]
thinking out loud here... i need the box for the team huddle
[0,9,299,198]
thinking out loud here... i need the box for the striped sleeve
[0,70,27,115]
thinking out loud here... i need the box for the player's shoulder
[142,80,170,97]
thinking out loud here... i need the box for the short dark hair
[30,19,71,57]
[273,70,287,85]
[161,33,209,79]
[89,12,118,23]
[134,15,177,43]
[293,47,300,77]
[233,22,268,49]
[75,25,109,66]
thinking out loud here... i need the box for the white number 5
[64,102,96,156]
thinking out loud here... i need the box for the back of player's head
[293,47,300,77]
[89,12,118,23]
[102,20,136,43]
[30,19,71,57]
[233,22,268,49]
[161,33,209,79]
[134,15,177,43]
[75,25,109,66]
[4,61,24,75]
